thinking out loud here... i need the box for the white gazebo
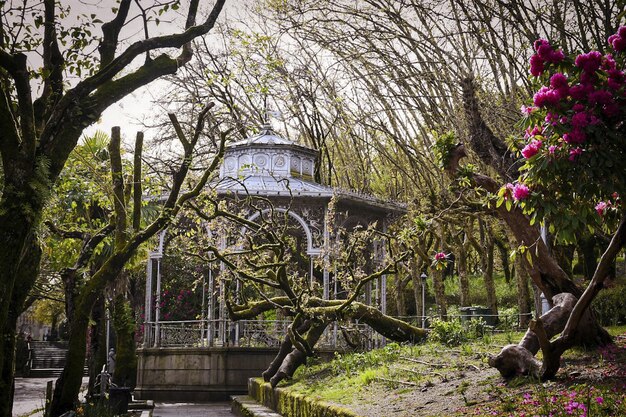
[142,123,405,349]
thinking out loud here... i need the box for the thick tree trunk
[262,320,311,382]
[457,239,470,307]
[393,274,407,316]
[432,269,447,320]
[488,293,610,378]
[0,214,36,416]
[269,321,329,387]
[515,253,532,328]
[87,296,106,400]
[112,295,137,388]
[483,233,498,320]
[1,307,20,417]
[0,228,42,417]
[51,256,127,416]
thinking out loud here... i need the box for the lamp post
[420,272,427,328]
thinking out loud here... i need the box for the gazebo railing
[142,319,386,349]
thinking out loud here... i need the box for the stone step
[27,368,63,378]
[231,395,283,417]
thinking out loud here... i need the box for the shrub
[430,318,466,346]
[593,284,626,326]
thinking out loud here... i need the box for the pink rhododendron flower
[533,86,560,107]
[570,83,594,100]
[521,105,537,115]
[588,89,613,105]
[521,139,542,159]
[529,54,544,76]
[434,252,447,261]
[575,51,603,73]
[595,201,608,216]
[550,73,568,89]
[548,145,557,155]
[569,147,583,161]
[571,112,590,129]
[608,29,626,52]
[512,183,530,201]
[607,68,625,89]
[563,129,586,144]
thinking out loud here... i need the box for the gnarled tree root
[488,293,611,379]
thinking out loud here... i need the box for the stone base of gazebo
[134,347,280,401]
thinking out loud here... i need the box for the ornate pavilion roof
[215,124,405,213]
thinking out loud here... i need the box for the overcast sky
[82,0,247,142]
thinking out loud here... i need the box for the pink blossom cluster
[530,39,565,76]
[595,192,620,217]
[504,182,530,201]
[434,251,446,261]
[608,26,626,52]
[521,139,542,159]
[596,201,610,216]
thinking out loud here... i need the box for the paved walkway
[153,403,234,417]
[13,378,236,417]
[13,377,90,417]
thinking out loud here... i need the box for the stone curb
[247,378,361,417]
[232,395,283,417]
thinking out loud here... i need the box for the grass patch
[280,326,626,417]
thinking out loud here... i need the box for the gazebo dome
[220,123,318,181]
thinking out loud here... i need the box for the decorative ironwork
[237,320,290,347]
[143,319,386,350]
[153,321,205,347]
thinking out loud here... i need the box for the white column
[143,257,153,347]
[154,258,162,347]
[207,267,214,346]
[153,230,166,347]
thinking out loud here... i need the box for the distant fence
[142,310,533,349]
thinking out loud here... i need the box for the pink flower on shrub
[530,54,544,76]
[596,396,604,404]
[608,26,626,52]
[533,86,560,107]
[564,129,586,144]
[549,73,568,90]
[607,68,625,89]
[588,89,613,105]
[571,112,590,129]
[434,252,447,261]
[575,51,603,73]
[521,139,542,159]
[548,145,557,155]
[569,147,583,161]
[521,105,537,115]
[570,83,594,100]
[595,201,609,216]
[512,183,530,201]
[529,39,564,76]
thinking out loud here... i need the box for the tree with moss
[0,1,225,415]
[492,27,626,380]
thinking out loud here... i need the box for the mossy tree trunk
[112,294,137,388]
[50,111,226,416]
[456,233,471,307]
[432,269,447,320]
[483,230,498,319]
[86,297,107,400]
[0,1,225,415]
